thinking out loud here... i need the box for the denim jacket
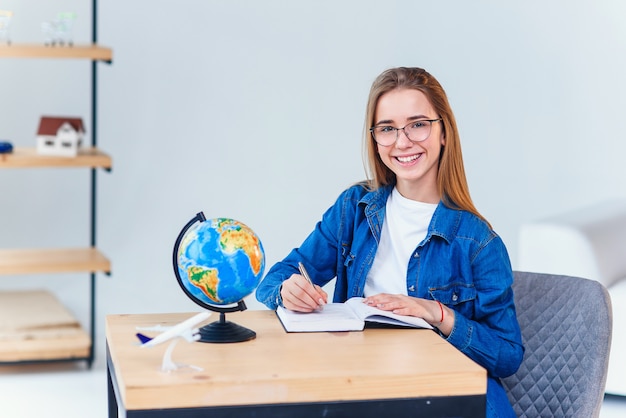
[256,183,524,417]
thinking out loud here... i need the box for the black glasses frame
[370,118,442,146]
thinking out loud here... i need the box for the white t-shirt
[364,187,437,297]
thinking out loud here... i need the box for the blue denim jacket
[256,183,524,417]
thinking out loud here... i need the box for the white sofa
[517,200,626,396]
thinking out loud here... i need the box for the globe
[172,212,265,343]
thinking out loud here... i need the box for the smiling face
[374,88,445,202]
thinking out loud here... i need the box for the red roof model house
[36,116,85,157]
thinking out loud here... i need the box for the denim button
[452,293,458,302]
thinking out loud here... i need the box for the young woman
[256,67,524,417]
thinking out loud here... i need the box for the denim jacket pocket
[341,243,355,267]
[429,283,477,306]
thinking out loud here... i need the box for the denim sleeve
[255,188,354,309]
[445,235,525,378]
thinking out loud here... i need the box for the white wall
[1,0,625,368]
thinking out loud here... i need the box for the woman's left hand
[363,293,454,336]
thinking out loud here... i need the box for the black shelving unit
[0,0,113,368]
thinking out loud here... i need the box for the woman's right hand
[280,273,328,312]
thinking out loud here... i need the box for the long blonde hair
[363,67,489,226]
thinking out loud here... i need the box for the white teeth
[397,154,419,163]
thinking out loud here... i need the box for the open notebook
[276,297,433,332]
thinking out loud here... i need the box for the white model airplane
[136,311,210,348]
[135,312,211,372]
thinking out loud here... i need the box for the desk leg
[106,343,125,418]
[107,364,118,418]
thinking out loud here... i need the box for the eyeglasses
[370,119,442,146]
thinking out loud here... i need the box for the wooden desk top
[106,310,486,411]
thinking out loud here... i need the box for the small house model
[36,116,85,157]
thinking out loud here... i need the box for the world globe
[172,212,265,342]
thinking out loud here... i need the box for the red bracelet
[437,301,444,323]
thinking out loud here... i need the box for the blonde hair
[363,67,489,226]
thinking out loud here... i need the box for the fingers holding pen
[281,273,327,312]
[296,262,327,308]
[313,284,328,304]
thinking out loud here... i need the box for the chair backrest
[502,271,612,418]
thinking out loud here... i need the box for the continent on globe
[216,219,264,276]
[187,266,220,303]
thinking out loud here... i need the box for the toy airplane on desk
[136,311,210,348]
[135,312,210,372]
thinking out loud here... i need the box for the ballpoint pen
[298,262,325,307]
[297,262,314,286]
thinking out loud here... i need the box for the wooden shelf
[0,248,111,276]
[0,332,90,362]
[0,290,90,363]
[0,147,112,169]
[0,44,113,61]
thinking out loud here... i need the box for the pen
[297,262,314,286]
[298,262,325,308]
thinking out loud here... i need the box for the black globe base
[197,312,256,343]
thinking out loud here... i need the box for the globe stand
[173,212,260,344]
[197,302,256,343]
[196,300,256,343]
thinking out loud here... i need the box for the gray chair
[502,271,612,417]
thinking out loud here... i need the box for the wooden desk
[106,310,486,417]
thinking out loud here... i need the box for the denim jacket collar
[359,184,459,244]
